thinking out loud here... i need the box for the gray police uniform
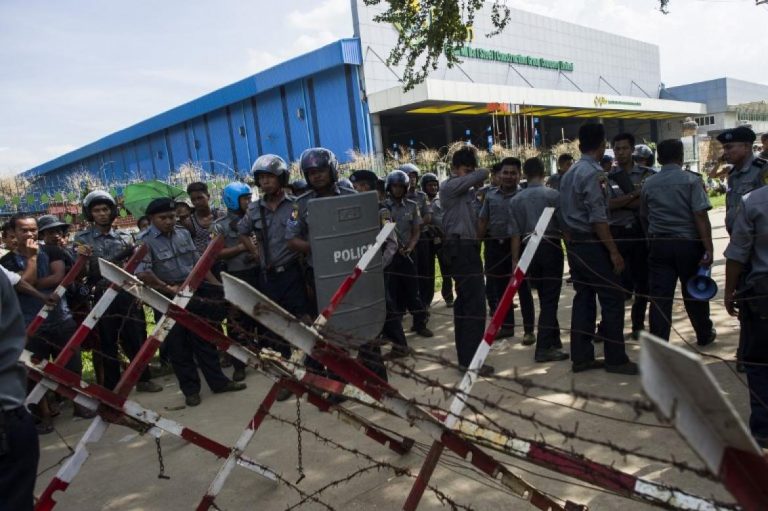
[382,197,428,332]
[439,169,489,367]
[725,154,767,233]
[239,194,307,357]
[136,225,229,397]
[0,270,39,511]
[607,164,654,333]
[426,195,453,305]
[724,185,768,445]
[479,186,530,333]
[641,163,714,344]
[508,183,563,354]
[725,186,768,448]
[560,155,629,367]
[74,226,150,389]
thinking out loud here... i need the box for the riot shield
[308,191,386,346]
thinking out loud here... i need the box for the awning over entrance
[368,79,706,120]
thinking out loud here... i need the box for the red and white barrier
[27,244,148,407]
[26,254,88,337]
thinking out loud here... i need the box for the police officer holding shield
[560,123,637,375]
[724,184,768,448]
[440,146,493,376]
[640,139,716,346]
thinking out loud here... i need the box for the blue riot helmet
[222,182,252,211]
[385,169,410,193]
[299,147,338,183]
[252,154,289,186]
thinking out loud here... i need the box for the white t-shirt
[0,264,21,286]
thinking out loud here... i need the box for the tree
[363,0,674,91]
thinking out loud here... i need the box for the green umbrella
[124,180,188,217]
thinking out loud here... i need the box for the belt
[263,260,299,274]
[0,406,26,420]
[568,231,598,241]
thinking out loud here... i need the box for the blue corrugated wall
[19,39,371,198]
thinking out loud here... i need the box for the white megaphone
[686,267,718,301]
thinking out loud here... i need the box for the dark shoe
[697,328,717,347]
[36,421,54,435]
[73,404,97,419]
[630,330,641,341]
[445,298,454,308]
[326,394,348,405]
[232,367,246,382]
[605,361,639,375]
[415,327,433,337]
[387,346,409,360]
[410,325,418,332]
[213,381,247,394]
[276,388,293,402]
[136,381,163,393]
[185,393,201,407]
[458,364,494,377]
[737,362,746,373]
[572,360,604,373]
[535,348,569,363]
[495,327,515,340]
[565,277,573,284]
[522,333,536,346]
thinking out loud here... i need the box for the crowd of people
[1,122,767,511]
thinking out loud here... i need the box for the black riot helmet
[420,172,439,191]
[299,147,338,183]
[252,154,290,187]
[349,169,379,190]
[385,169,409,193]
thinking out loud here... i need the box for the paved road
[37,207,748,510]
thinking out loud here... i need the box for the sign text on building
[456,46,574,72]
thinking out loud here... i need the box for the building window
[738,112,768,122]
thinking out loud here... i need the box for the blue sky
[1,0,765,175]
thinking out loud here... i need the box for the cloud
[246,49,282,74]
[286,0,349,30]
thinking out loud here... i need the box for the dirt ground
[36,207,751,511]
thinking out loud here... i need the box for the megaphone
[686,267,718,301]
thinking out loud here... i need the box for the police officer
[640,139,716,346]
[349,169,379,194]
[633,144,656,169]
[719,126,767,234]
[239,155,306,363]
[760,133,768,160]
[400,163,433,313]
[724,184,768,448]
[136,198,245,407]
[547,153,573,190]
[383,169,432,345]
[607,133,654,338]
[212,182,257,383]
[0,269,39,511]
[420,172,453,308]
[509,157,568,363]
[74,191,162,392]
[440,146,493,375]
[560,123,637,375]
[478,157,534,342]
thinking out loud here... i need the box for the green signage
[594,96,642,108]
[457,46,574,72]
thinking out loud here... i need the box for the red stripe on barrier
[719,447,768,511]
[35,477,69,511]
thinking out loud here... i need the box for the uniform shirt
[547,173,562,190]
[407,189,431,218]
[641,164,711,239]
[559,155,609,234]
[0,270,27,410]
[135,225,200,283]
[382,197,422,247]
[212,211,258,273]
[725,155,767,232]
[724,185,768,285]
[439,169,490,239]
[73,226,134,285]
[0,249,71,325]
[508,183,560,238]
[607,165,654,227]
[478,186,517,239]
[238,194,297,269]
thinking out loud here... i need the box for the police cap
[716,126,756,145]
[146,197,176,216]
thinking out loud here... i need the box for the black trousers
[648,238,713,343]
[0,407,39,511]
[436,244,454,303]
[226,269,261,370]
[742,302,768,443]
[27,319,81,376]
[386,253,428,330]
[160,283,230,397]
[523,239,564,355]
[381,272,408,349]
[567,238,629,366]
[611,224,650,332]
[415,237,433,309]
[258,263,308,358]
[484,239,534,333]
[443,239,486,367]
[97,290,152,389]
